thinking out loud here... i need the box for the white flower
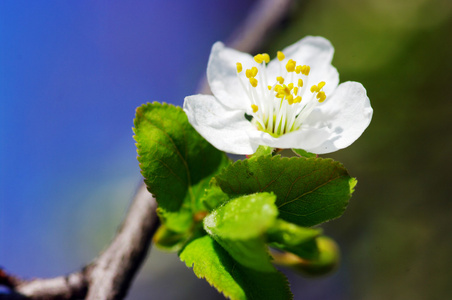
[183,36,373,155]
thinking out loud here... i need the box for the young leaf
[204,193,278,272]
[153,224,191,252]
[214,156,354,227]
[200,178,230,211]
[292,148,317,158]
[267,219,321,260]
[253,145,273,157]
[272,236,340,277]
[134,102,230,232]
[180,235,293,300]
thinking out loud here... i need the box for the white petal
[267,36,339,95]
[304,81,373,154]
[207,42,255,110]
[281,36,335,67]
[247,126,331,150]
[183,94,258,155]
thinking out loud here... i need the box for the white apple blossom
[183,36,373,155]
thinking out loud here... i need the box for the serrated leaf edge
[214,155,354,226]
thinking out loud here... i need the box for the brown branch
[1,0,295,299]
[84,184,159,300]
[1,184,158,300]
[226,0,294,52]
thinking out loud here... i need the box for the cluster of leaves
[134,102,356,300]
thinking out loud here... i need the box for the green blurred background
[265,0,452,299]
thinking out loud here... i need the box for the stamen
[251,67,258,77]
[254,54,264,64]
[236,52,325,137]
[301,65,310,75]
[317,91,326,102]
[295,65,302,74]
[236,62,242,73]
[286,59,296,72]
[249,77,258,87]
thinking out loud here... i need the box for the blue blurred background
[1,0,452,299]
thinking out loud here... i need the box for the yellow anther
[236,62,242,73]
[300,65,310,75]
[276,76,284,84]
[249,77,258,87]
[317,91,326,102]
[251,104,259,113]
[288,83,294,90]
[318,81,326,89]
[293,87,299,95]
[251,67,258,77]
[287,95,294,105]
[294,96,302,103]
[262,53,270,63]
[284,85,291,94]
[276,92,285,99]
[298,79,303,87]
[277,51,285,61]
[286,59,296,72]
[268,85,272,90]
[274,84,283,92]
[246,67,258,78]
[295,65,302,74]
[254,54,264,64]
[310,85,319,93]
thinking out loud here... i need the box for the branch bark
[1,184,158,300]
[1,0,294,298]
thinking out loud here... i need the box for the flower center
[236,51,327,137]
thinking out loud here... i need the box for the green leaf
[267,219,321,260]
[275,236,340,277]
[253,145,273,157]
[215,156,354,227]
[153,224,191,252]
[134,102,230,232]
[292,148,317,158]
[204,193,278,271]
[297,236,340,276]
[200,178,230,211]
[180,235,293,300]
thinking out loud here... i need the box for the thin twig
[84,184,159,300]
[1,184,158,300]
